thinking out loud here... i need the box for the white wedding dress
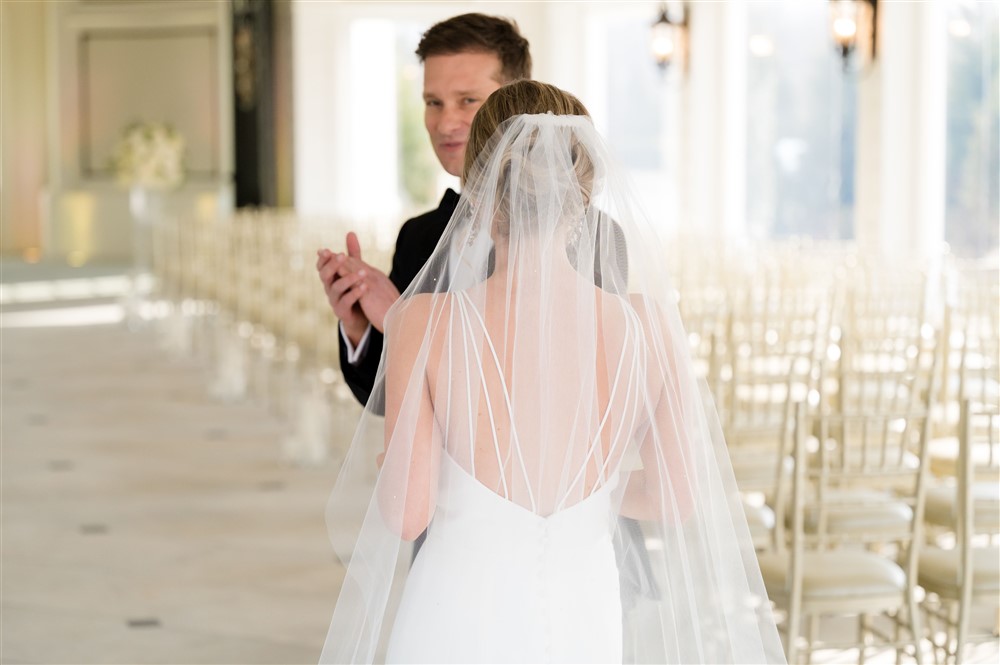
[385,293,628,663]
[386,454,622,663]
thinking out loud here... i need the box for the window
[396,23,444,211]
[945,1,999,258]
[746,0,854,241]
[590,9,679,238]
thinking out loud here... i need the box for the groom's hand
[357,269,400,335]
[330,232,400,334]
[317,236,369,345]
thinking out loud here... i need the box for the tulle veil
[320,112,784,663]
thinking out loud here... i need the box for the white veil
[321,111,784,663]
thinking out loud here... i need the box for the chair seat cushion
[744,500,775,546]
[924,483,1000,532]
[782,489,913,535]
[758,550,906,600]
[928,435,1000,478]
[744,500,776,528]
[918,546,1000,594]
[731,448,783,491]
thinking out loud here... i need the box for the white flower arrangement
[112,121,186,190]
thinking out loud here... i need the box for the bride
[320,80,784,664]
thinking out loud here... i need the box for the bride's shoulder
[624,294,678,343]
[387,292,452,330]
[602,291,652,324]
[410,291,459,312]
[399,292,442,308]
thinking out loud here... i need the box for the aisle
[2,315,343,664]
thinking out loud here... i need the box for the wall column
[682,1,747,243]
[855,1,947,262]
[1,1,48,258]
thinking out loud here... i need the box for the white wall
[41,0,233,263]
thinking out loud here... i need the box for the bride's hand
[376,451,386,469]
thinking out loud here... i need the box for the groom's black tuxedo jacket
[338,188,629,408]
[339,189,461,406]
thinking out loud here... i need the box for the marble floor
[1,264,997,664]
[2,285,348,663]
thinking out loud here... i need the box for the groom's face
[423,51,504,178]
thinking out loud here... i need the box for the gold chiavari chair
[205,215,251,402]
[676,285,728,384]
[920,401,1000,664]
[769,326,941,551]
[717,290,831,551]
[760,284,939,662]
[930,266,999,479]
[759,398,934,664]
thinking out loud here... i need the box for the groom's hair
[416,13,531,83]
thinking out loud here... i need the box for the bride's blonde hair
[463,81,595,238]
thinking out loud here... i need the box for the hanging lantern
[651,2,688,70]
[829,0,878,70]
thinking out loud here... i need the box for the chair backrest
[957,321,999,416]
[786,381,936,590]
[795,405,933,545]
[676,287,728,383]
[773,329,941,540]
[717,296,830,494]
[958,400,1000,550]
[834,325,938,415]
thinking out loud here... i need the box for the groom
[316,13,531,406]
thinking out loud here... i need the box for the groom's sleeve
[594,217,629,291]
[340,323,372,364]
[339,328,384,406]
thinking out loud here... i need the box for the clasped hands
[316,231,400,346]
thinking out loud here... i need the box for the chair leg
[927,599,945,665]
[807,614,819,664]
[894,608,902,665]
[910,592,925,665]
[859,613,868,665]
[787,607,801,665]
[955,593,972,665]
[946,601,960,665]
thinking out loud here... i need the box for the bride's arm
[618,296,696,523]
[618,383,696,522]
[379,295,443,541]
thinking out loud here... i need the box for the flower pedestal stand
[124,186,161,330]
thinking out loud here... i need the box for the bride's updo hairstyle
[463,80,595,238]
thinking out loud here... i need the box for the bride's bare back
[421,271,643,516]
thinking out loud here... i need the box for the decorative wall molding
[77,25,220,180]
[44,0,234,261]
